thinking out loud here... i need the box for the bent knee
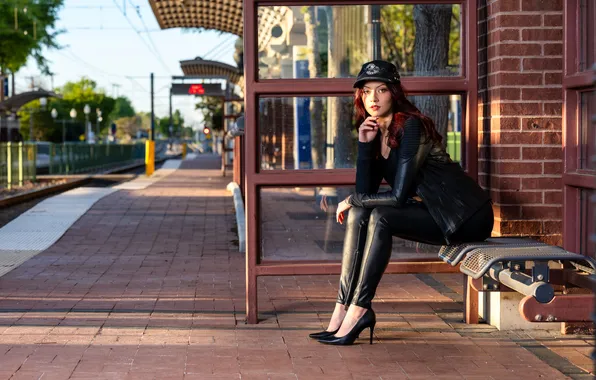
[369,207,391,227]
[347,207,370,226]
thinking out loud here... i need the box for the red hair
[353,82,442,156]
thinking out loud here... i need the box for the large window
[258,4,462,79]
[563,0,595,258]
[244,0,477,323]
[258,94,463,171]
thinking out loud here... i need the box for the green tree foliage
[0,0,64,74]
[195,96,223,131]
[108,96,136,120]
[18,77,115,142]
[157,109,185,138]
[381,4,460,76]
[114,114,147,142]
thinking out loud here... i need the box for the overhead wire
[110,0,173,75]
[210,41,236,61]
[201,34,236,60]
[127,0,164,67]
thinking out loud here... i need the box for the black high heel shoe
[317,309,376,345]
[308,328,339,339]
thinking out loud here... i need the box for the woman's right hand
[358,116,379,143]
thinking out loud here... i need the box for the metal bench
[439,239,596,324]
[438,237,547,266]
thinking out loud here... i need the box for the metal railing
[43,142,146,175]
[0,142,37,189]
[1,141,170,188]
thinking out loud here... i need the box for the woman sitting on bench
[312,60,494,346]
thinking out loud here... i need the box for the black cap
[353,60,401,88]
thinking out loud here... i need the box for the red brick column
[478,0,563,245]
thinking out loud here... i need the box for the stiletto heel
[317,309,376,346]
[369,323,375,344]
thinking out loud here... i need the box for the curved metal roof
[149,0,243,36]
[180,57,244,92]
[148,1,289,50]
[0,89,62,113]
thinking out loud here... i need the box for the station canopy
[180,57,244,92]
[149,0,287,49]
[0,89,61,113]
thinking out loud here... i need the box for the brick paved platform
[0,155,592,379]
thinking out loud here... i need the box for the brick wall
[478,0,564,245]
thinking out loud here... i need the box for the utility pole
[146,73,155,176]
[169,86,173,137]
[0,73,4,103]
[150,73,154,140]
[370,5,381,60]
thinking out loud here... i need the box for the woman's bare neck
[376,114,393,135]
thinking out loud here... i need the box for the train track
[0,159,169,229]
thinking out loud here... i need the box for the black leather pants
[336,202,494,309]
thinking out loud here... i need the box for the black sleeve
[348,117,427,208]
[355,140,383,194]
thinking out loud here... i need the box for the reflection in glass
[259,95,462,170]
[580,189,595,259]
[580,92,595,170]
[579,0,595,72]
[257,4,461,79]
[259,96,356,170]
[260,186,440,261]
[409,94,462,162]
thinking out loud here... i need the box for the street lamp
[50,108,59,142]
[95,108,102,142]
[83,104,90,142]
[69,108,77,142]
[29,97,48,142]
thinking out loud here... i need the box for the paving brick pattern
[0,155,591,379]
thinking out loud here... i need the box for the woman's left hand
[336,199,352,224]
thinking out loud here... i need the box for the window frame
[562,0,596,256]
[244,0,477,323]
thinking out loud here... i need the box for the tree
[411,5,453,142]
[0,1,63,89]
[108,96,135,120]
[195,96,223,131]
[18,77,115,142]
[381,4,459,141]
[303,6,325,170]
[157,109,185,138]
[381,4,459,76]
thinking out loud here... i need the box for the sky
[15,0,238,128]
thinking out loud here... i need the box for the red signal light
[188,84,205,95]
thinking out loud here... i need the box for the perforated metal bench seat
[438,237,548,266]
[459,245,596,279]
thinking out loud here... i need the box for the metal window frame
[243,0,477,323]
[562,0,596,255]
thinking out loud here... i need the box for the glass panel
[259,94,462,170]
[580,189,595,259]
[257,4,461,79]
[259,96,356,170]
[260,186,440,261]
[580,91,595,170]
[410,94,463,163]
[579,0,595,72]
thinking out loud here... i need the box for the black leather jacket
[347,116,491,243]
